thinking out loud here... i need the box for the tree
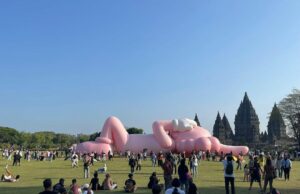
[278,89,300,149]
[0,127,20,144]
[89,132,101,141]
[126,127,143,134]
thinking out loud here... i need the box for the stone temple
[211,92,289,149]
[234,92,260,145]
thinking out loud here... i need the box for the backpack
[225,161,233,175]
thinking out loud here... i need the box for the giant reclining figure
[75,116,249,156]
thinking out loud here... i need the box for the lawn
[0,157,299,194]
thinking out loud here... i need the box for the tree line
[0,126,143,150]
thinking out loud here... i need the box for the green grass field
[0,157,299,194]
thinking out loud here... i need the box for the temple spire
[194,113,201,127]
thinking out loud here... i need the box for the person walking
[223,155,235,194]
[263,157,275,193]
[249,157,263,192]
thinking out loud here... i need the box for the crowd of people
[223,150,293,194]
[0,146,297,194]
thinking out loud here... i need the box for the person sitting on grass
[53,178,67,194]
[81,183,94,194]
[1,165,20,183]
[89,172,101,191]
[165,178,185,194]
[124,173,137,193]
[102,173,118,190]
[152,184,163,194]
[187,174,197,194]
[148,172,159,189]
[69,178,81,194]
[39,178,58,194]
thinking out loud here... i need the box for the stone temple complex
[209,92,290,149]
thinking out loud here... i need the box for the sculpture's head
[171,118,211,140]
[172,118,197,131]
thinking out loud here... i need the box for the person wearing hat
[165,178,185,194]
[124,173,137,193]
[81,183,94,194]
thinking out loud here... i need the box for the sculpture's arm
[95,116,129,151]
[152,120,175,149]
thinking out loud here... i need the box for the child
[244,164,250,182]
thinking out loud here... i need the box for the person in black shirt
[53,178,67,194]
[39,178,58,194]
[124,173,137,193]
[90,172,101,190]
[148,172,159,189]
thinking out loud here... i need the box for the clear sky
[0,1,300,135]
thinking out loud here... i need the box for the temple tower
[267,103,286,142]
[213,112,226,143]
[222,114,234,144]
[234,92,260,145]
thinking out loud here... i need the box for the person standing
[178,159,189,193]
[83,154,91,179]
[161,154,173,190]
[276,156,282,178]
[282,155,292,181]
[191,155,198,177]
[129,156,136,174]
[223,155,235,194]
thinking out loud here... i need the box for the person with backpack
[223,154,235,194]
[129,155,136,174]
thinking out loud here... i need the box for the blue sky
[0,1,300,134]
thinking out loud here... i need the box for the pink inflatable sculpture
[75,116,249,156]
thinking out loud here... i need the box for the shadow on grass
[0,185,299,194]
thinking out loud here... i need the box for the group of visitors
[223,151,292,194]
[39,173,137,194]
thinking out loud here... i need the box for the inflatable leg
[219,144,249,156]
[75,141,112,155]
[96,116,129,151]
